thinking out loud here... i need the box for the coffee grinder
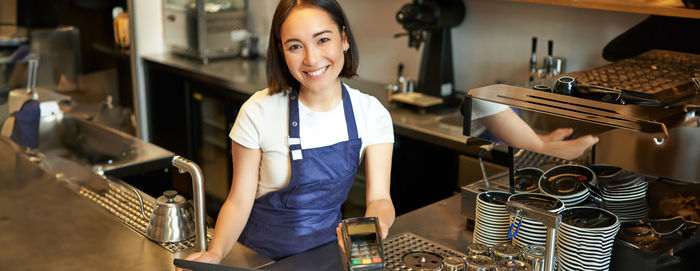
[395,0,465,104]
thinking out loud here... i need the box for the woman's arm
[363,143,395,239]
[479,108,599,160]
[179,141,261,266]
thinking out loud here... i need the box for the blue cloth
[10,99,40,149]
[238,84,361,260]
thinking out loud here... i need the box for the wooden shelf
[496,0,700,19]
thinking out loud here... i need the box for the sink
[36,113,173,178]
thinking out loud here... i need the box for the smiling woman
[177,0,395,266]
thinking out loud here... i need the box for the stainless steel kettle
[134,189,196,243]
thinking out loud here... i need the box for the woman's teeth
[307,66,327,76]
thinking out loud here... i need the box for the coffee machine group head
[395,0,466,100]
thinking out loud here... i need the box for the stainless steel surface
[36,112,174,178]
[468,83,700,183]
[163,0,248,63]
[172,155,208,252]
[443,256,466,271]
[384,233,465,271]
[521,245,545,271]
[0,136,273,270]
[543,228,556,271]
[504,201,560,271]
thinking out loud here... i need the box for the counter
[0,137,271,270]
[0,132,471,270]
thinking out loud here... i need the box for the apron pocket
[284,180,350,210]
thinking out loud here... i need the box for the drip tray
[79,180,211,253]
[383,232,465,270]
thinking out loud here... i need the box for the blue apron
[239,84,361,260]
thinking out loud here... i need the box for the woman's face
[280,6,349,94]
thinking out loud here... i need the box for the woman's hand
[175,251,222,271]
[538,128,599,160]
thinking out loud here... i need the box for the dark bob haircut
[266,0,359,95]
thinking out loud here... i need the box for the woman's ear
[341,26,349,52]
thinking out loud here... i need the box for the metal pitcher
[134,189,195,243]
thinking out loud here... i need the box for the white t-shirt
[471,99,509,120]
[229,83,394,198]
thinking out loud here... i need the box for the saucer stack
[556,207,620,271]
[474,191,512,246]
[539,165,595,207]
[594,166,649,222]
[507,193,565,248]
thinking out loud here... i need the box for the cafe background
[0,0,648,216]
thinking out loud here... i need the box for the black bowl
[586,164,643,189]
[478,191,511,206]
[508,193,564,211]
[561,207,619,229]
[514,167,544,192]
[539,165,595,196]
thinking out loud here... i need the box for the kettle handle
[132,188,150,221]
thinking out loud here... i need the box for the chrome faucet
[172,155,208,252]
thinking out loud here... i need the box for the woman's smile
[305,65,329,78]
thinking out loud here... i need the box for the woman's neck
[298,80,343,112]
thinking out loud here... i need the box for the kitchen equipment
[134,189,195,243]
[520,245,545,271]
[492,243,521,262]
[163,0,248,63]
[443,256,466,271]
[465,255,495,271]
[556,207,620,270]
[395,0,465,100]
[495,259,529,271]
[505,200,562,271]
[382,232,466,271]
[133,156,207,251]
[466,243,491,257]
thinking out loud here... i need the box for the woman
[181,0,395,264]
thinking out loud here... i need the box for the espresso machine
[395,0,465,103]
[462,49,700,270]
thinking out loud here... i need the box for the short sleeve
[470,99,509,120]
[229,97,262,149]
[362,96,395,146]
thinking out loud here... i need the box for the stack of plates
[556,207,620,271]
[604,197,649,223]
[507,193,565,248]
[474,191,512,246]
[587,164,649,222]
[514,167,544,193]
[539,165,595,207]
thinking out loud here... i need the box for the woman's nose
[303,46,319,66]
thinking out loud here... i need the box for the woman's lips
[305,65,329,78]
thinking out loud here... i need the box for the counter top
[0,137,272,270]
[0,132,471,270]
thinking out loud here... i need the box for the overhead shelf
[495,0,700,19]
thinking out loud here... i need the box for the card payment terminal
[339,217,385,271]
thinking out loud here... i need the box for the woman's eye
[318,37,330,44]
[287,44,301,51]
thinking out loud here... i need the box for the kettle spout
[132,188,150,221]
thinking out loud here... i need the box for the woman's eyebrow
[283,30,333,45]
